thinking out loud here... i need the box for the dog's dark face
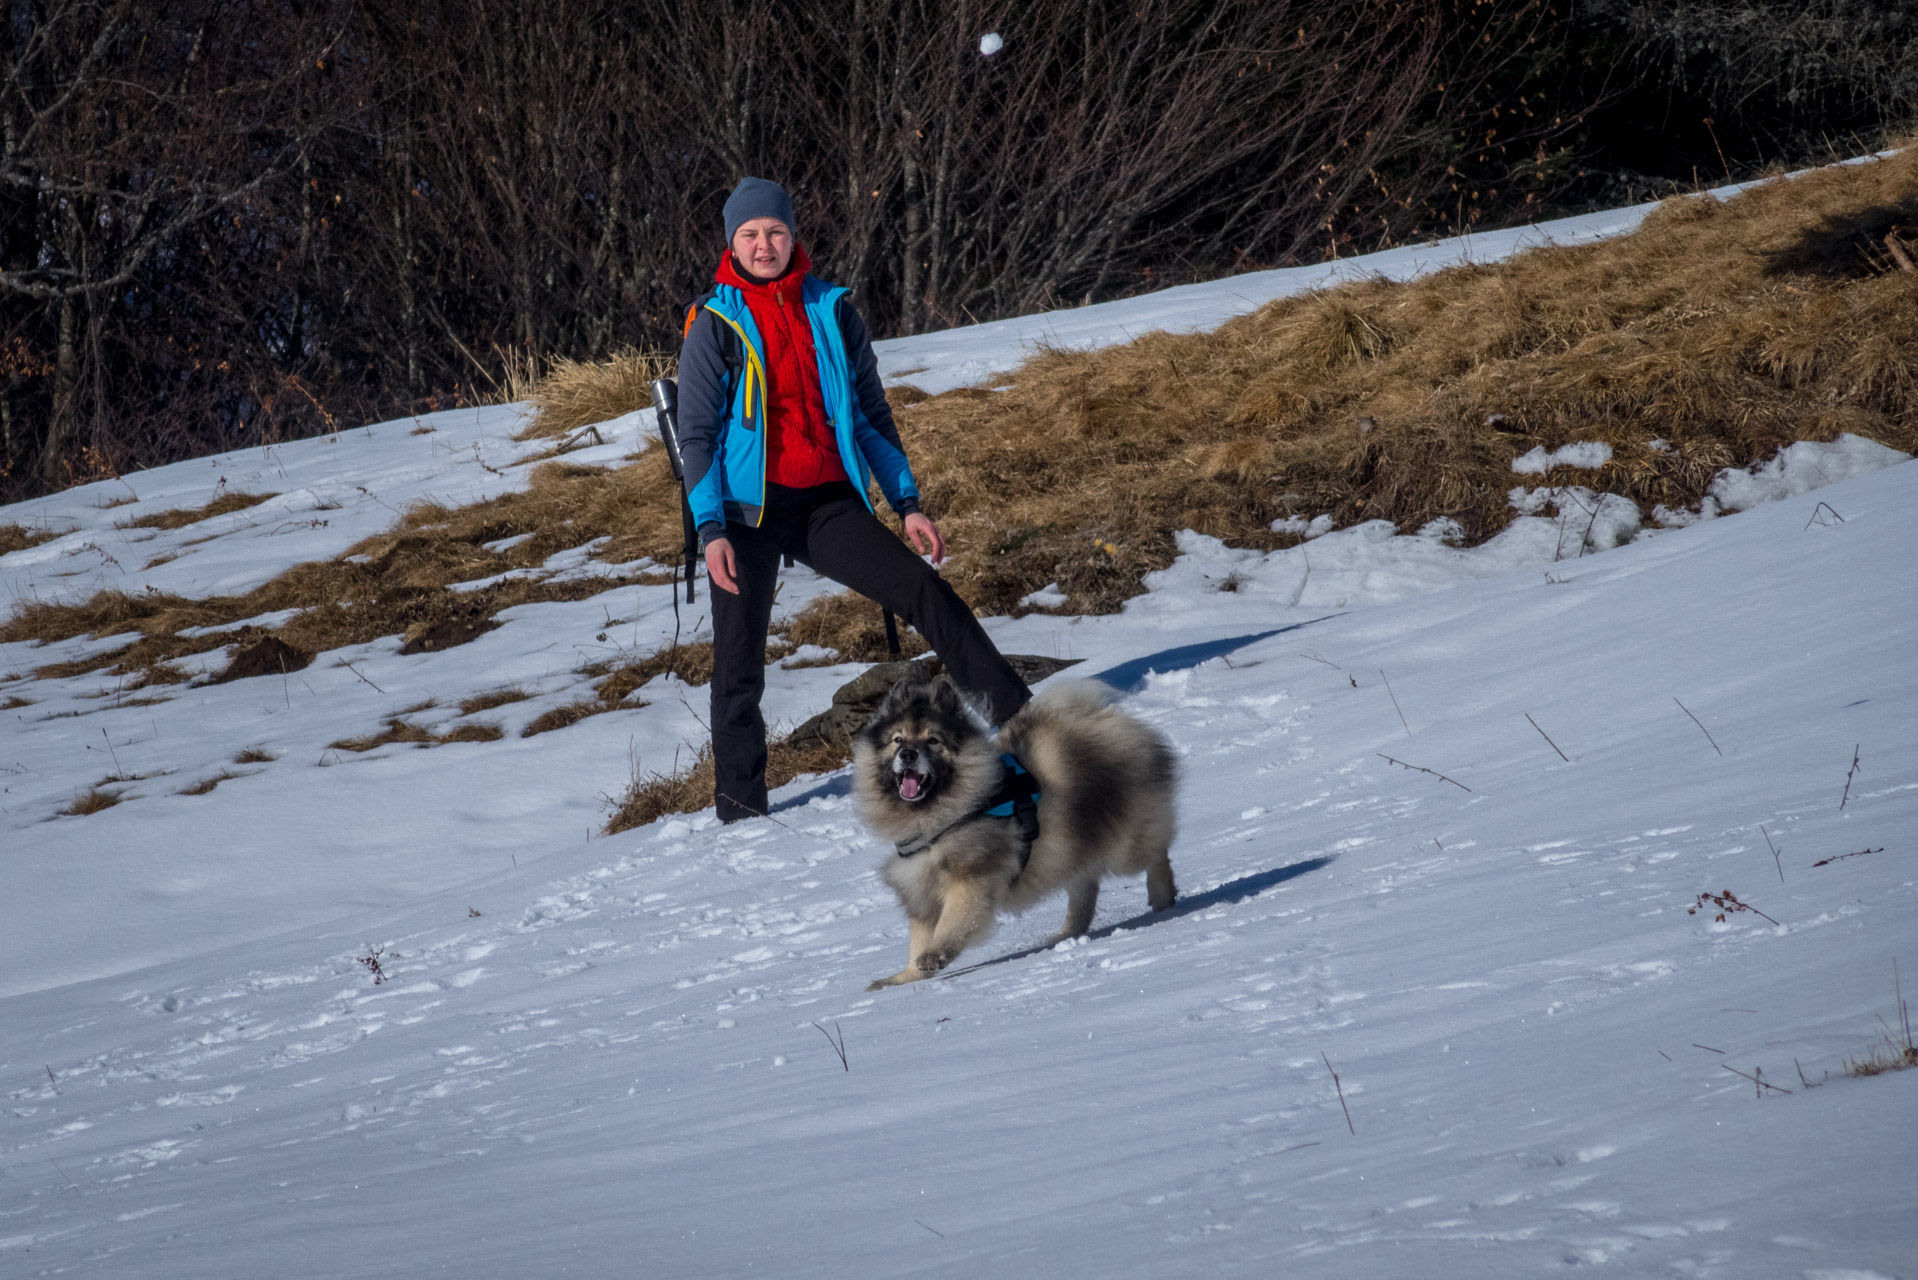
[858,679,976,808]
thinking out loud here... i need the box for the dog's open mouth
[896,761,932,802]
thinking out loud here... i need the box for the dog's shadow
[936,854,1337,981]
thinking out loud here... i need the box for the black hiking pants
[709,481,1030,823]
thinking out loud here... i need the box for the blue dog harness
[894,753,1041,876]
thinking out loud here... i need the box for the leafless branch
[1672,697,1723,756]
[1722,1063,1791,1096]
[1524,713,1571,763]
[812,1020,848,1072]
[1376,753,1471,792]
[1811,846,1882,867]
[1321,1050,1355,1135]
[1379,668,1410,736]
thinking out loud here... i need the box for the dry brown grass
[1845,968,1917,1077]
[775,592,931,665]
[517,641,726,739]
[62,786,125,816]
[178,770,240,796]
[520,348,675,441]
[122,490,278,530]
[603,734,850,835]
[328,718,505,752]
[1,694,33,709]
[459,687,532,715]
[883,151,1918,613]
[521,699,610,738]
[233,746,279,764]
[1,523,61,555]
[1847,1041,1918,1076]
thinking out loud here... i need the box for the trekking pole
[650,378,698,603]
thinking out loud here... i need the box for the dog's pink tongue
[900,774,922,800]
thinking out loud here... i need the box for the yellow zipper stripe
[705,305,772,527]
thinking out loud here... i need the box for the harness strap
[894,753,1040,877]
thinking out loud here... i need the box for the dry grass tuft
[1,523,61,555]
[122,490,277,530]
[328,718,504,752]
[521,699,611,738]
[129,662,194,688]
[439,721,506,745]
[775,592,930,664]
[603,734,850,835]
[178,770,240,796]
[63,786,125,816]
[1845,966,1917,1077]
[233,746,279,764]
[2,694,33,710]
[520,348,675,440]
[459,687,533,715]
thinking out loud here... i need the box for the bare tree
[0,0,343,485]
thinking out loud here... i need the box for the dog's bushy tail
[1022,678,1114,718]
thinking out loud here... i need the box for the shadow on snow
[937,854,1338,981]
[1088,618,1336,693]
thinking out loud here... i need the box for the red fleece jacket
[715,246,849,489]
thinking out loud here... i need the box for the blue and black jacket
[675,270,920,544]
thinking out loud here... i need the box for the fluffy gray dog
[853,678,1178,988]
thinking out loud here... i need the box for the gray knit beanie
[723,177,797,245]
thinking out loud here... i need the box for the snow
[1270,513,1338,539]
[3,155,1915,1277]
[1512,441,1614,474]
[1708,434,1909,514]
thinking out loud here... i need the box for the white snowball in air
[980,32,1004,56]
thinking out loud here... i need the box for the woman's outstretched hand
[903,512,946,565]
[704,536,740,594]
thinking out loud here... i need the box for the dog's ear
[929,677,962,715]
[877,678,923,716]
[863,679,924,740]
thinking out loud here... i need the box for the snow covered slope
[4,455,1913,1276]
[3,153,1913,1276]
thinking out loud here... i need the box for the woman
[676,177,1031,823]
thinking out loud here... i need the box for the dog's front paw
[869,968,926,989]
[915,949,954,974]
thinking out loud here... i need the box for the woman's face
[731,217,794,281]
